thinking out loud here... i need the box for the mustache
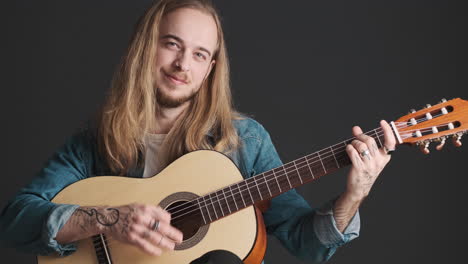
[164,71,189,83]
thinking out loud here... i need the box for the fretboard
[179,127,386,225]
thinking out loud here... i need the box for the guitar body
[37,150,266,264]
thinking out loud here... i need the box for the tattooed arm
[55,204,183,256]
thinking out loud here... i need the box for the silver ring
[384,146,395,155]
[158,235,164,246]
[151,220,160,232]
[360,149,370,157]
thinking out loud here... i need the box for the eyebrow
[161,34,212,57]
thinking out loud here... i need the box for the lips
[165,73,188,85]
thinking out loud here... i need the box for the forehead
[159,8,218,53]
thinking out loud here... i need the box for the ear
[207,60,216,76]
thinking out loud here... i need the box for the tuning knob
[452,134,462,147]
[435,137,446,151]
[440,98,447,103]
[409,109,416,114]
[426,104,432,108]
[419,141,430,155]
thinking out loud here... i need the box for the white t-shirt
[142,133,168,178]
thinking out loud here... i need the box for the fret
[91,234,112,264]
[253,177,264,200]
[99,234,111,264]
[285,163,299,186]
[207,193,217,219]
[262,171,279,195]
[276,166,292,189]
[271,169,282,192]
[305,155,315,179]
[262,173,273,197]
[228,185,239,210]
[221,189,231,214]
[339,142,351,166]
[317,151,327,173]
[245,179,257,203]
[330,146,340,168]
[293,160,303,184]
[374,129,383,148]
[209,192,221,219]
[196,198,207,224]
[237,182,248,207]
[203,195,213,222]
[215,190,226,217]
[285,167,293,188]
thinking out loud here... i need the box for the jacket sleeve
[0,131,93,256]
[242,121,360,263]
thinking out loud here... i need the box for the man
[0,0,396,263]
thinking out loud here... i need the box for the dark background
[1,0,467,263]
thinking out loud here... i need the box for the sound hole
[159,192,210,250]
[167,200,203,241]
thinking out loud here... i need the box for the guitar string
[142,115,451,222]
[103,119,456,246]
[146,122,440,224]
[160,114,457,220]
[147,121,452,225]
[157,127,396,222]
[163,121,456,224]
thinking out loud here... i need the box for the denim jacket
[0,117,359,263]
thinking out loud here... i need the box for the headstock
[393,98,468,154]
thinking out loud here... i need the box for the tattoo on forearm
[76,208,120,227]
[121,213,130,235]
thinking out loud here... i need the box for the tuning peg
[419,141,430,155]
[409,109,416,114]
[425,104,432,108]
[440,98,447,103]
[435,137,446,151]
[452,134,462,147]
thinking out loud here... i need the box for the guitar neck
[195,126,387,224]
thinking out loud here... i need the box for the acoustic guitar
[37,98,468,264]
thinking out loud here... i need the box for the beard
[156,86,199,108]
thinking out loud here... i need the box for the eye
[165,41,179,49]
[195,52,207,61]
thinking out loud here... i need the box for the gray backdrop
[1,0,467,263]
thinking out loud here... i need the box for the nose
[174,51,190,72]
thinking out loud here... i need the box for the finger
[133,223,176,251]
[352,126,363,137]
[351,139,369,160]
[127,230,163,256]
[153,234,176,251]
[380,120,397,150]
[355,133,378,156]
[346,144,364,169]
[156,220,184,243]
[134,205,171,228]
[151,206,172,223]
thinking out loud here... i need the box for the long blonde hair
[97,0,239,175]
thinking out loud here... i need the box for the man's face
[154,8,217,108]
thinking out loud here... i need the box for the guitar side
[37,150,265,264]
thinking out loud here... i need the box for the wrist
[76,206,109,235]
[340,190,366,204]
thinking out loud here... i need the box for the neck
[154,102,190,134]
[172,125,390,225]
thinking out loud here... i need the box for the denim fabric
[0,117,359,262]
